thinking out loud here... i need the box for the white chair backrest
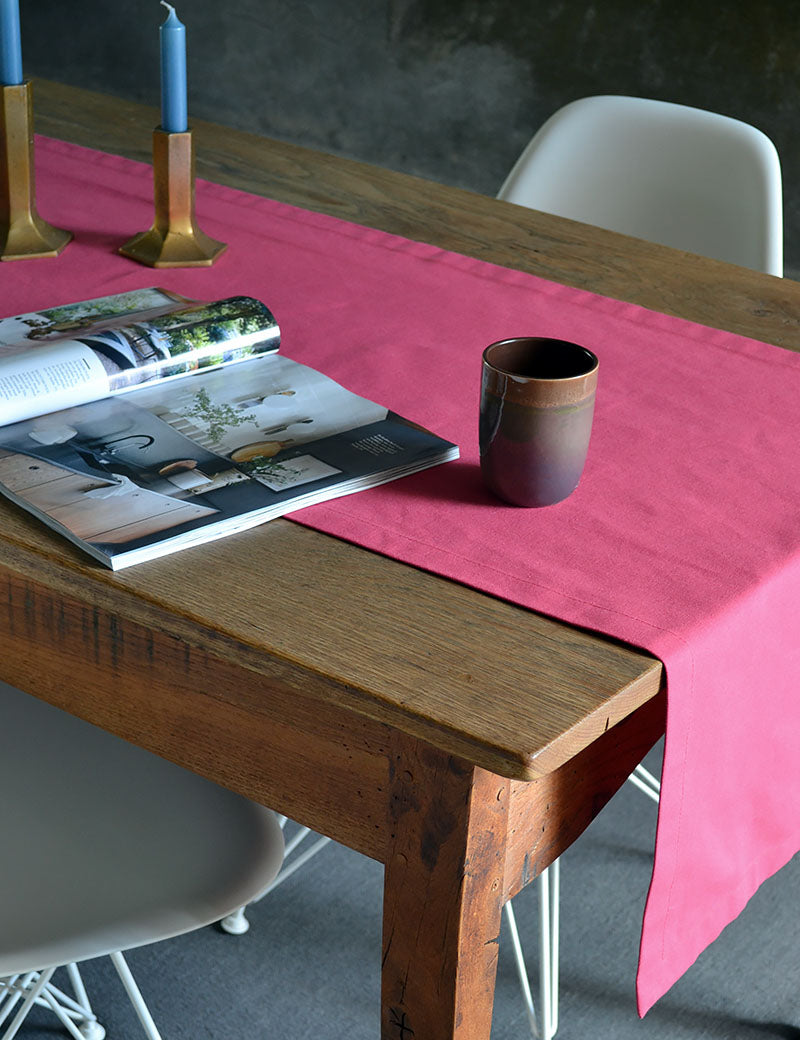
[498,95,783,276]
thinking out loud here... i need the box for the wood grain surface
[7,79,798,787]
[33,79,800,349]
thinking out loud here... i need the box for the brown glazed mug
[479,337,599,507]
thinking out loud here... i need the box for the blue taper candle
[0,0,22,86]
[159,0,187,133]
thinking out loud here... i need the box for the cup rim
[482,337,599,382]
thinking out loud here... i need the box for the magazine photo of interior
[0,292,282,424]
[0,290,457,568]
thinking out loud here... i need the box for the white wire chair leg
[504,858,560,1040]
[2,953,166,1040]
[109,951,163,1040]
[38,978,103,1040]
[0,968,56,1040]
[65,963,92,1012]
[220,816,332,934]
[0,974,29,1031]
[64,963,106,1040]
[628,763,661,803]
[501,763,658,1040]
[0,966,107,1040]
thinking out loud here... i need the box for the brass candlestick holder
[0,81,72,261]
[119,128,226,267]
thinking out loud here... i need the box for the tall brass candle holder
[0,81,72,261]
[119,128,226,267]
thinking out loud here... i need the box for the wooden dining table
[2,79,799,1039]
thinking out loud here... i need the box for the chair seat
[0,682,284,976]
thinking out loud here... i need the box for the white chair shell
[0,683,284,1040]
[499,95,783,276]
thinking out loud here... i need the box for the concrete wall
[21,0,799,273]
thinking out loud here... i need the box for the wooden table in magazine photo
[1,79,799,1039]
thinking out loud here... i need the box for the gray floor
[20,743,800,1040]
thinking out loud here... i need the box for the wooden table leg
[381,734,511,1040]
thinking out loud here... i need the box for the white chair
[498,95,783,276]
[496,94,783,1040]
[0,682,284,1040]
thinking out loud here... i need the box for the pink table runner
[7,136,800,1015]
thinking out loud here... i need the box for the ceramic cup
[479,337,599,507]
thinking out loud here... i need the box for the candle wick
[160,1,176,13]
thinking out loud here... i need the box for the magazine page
[0,290,280,428]
[0,353,457,569]
[0,288,191,349]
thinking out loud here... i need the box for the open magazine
[0,288,458,569]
